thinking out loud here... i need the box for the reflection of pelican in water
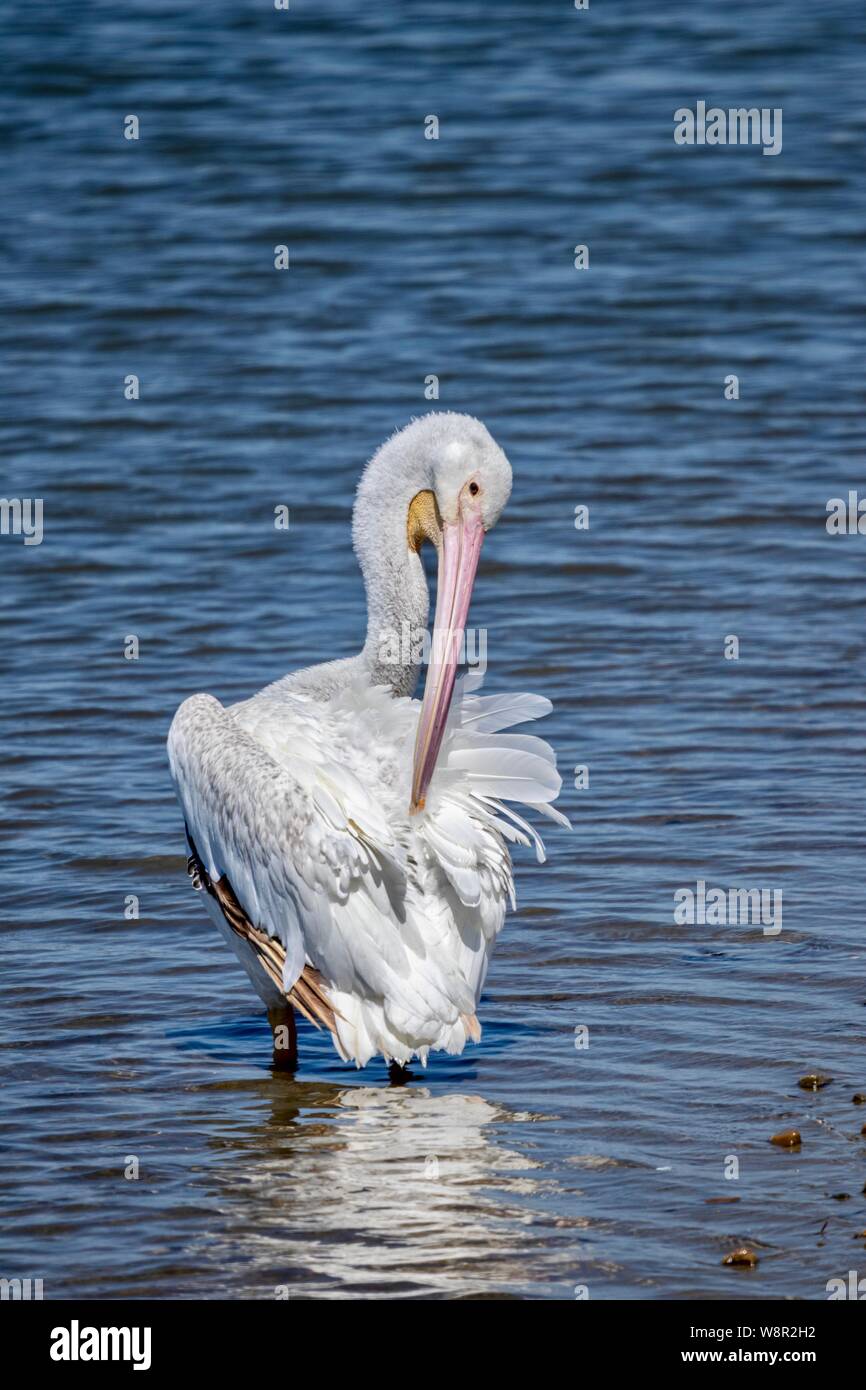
[194,1081,590,1299]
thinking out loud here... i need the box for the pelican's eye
[468,481,479,496]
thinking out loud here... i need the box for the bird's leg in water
[388,1060,412,1086]
[268,1005,297,1070]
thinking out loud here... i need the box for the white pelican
[168,413,568,1070]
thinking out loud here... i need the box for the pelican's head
[401,414,512,812]
[353,413,512,812]
[406,416,513,545]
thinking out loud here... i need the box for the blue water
[2,0,866,1299]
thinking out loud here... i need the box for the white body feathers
[168,672,567,1067]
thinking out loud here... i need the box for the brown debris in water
[770,1128,801,1148]
[852,1093,866,1105]
[798,1073,832,1091]
[723,1247,759,1267]
[706,1196,740,1204]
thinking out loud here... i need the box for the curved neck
[358,518,430,698]
[253,449,433,705]
[351,429,436,699]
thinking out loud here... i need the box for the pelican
[168,413,569,1070]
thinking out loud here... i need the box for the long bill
[410,510,484,813]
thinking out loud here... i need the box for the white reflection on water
[199,1083,586,1299]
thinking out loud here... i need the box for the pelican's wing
[167,692,407,1007]
[169,690,485,1066]
[184,833,338,1031]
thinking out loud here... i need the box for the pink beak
[410,509,484,813]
